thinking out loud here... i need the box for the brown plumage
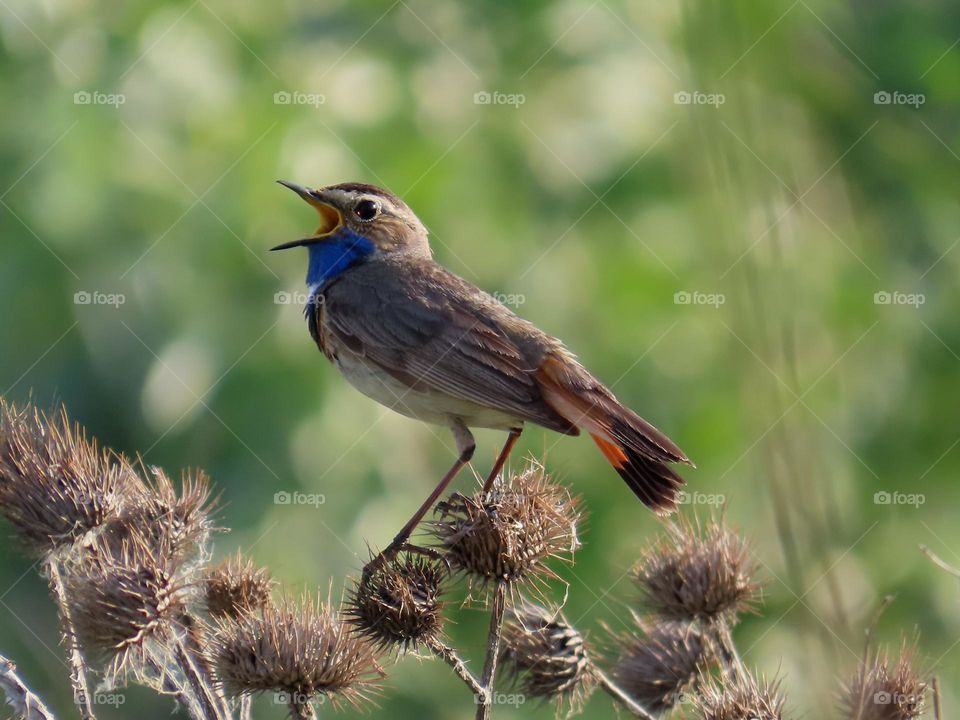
[273,181,694,564]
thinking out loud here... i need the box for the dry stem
[288,695,315,719]
[173,640,229,720]
[921,544,960,580]
[45,557,95,720]
[713,621,748,683]
[594,668,657,720]
[0,653,56,720]
[475,581,507,720]
[932,676,942,720]
[426,637,485,700]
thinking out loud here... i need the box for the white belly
[332,351,522,430]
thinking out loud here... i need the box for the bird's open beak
[271,180,343,251]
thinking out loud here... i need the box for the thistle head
[97,466,216,565]
[204,552,274,619]
[67,531,188,681]
[347,552,447,651]
[612,619,710,714]
[210,593,383,711]
[0,399,137,555]
[634,517,761,625]
[842,641,926,720]
[694,671,786,720]
[430,462,581,587]
[500,602,595,713]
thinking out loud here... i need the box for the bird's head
[271,181,430,257]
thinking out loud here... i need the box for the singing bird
[272,181,693,565]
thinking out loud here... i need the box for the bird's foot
[361,536,406,582]
[402,543,451,571]
[361,540,449,581]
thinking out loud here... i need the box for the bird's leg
[481,428,522,495]
[363,418,475,579]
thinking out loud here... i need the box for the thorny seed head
[211,594,383,710]
[0,400,137,555]
[842,642,926,720]
[695,671,786,720]
[634,517,761,625]
[347,552,447,651]
[500,602,595,714]
[67,532,187,680]
[612,619,710,714]
[204,552,274,619]
[430,462,580,586]
[97,466,216,565]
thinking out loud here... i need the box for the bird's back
[314,253,579,434]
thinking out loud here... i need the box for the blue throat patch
[306,229,375,290]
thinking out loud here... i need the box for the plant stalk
[45,558,95,720]
[594,668,657,720]
[173,640,229,720]
[0,652,56,720]
[475,581,507,720]
[426,637,485,701]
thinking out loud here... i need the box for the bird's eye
[354,199,380,221]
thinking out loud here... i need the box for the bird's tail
[536,354,692,515]
[589,432,685,514]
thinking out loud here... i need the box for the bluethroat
[272,181,693,570]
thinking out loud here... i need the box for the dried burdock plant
[0,396,934,720]
[500,602,596,714]
[210,593,383,718]
[97,466,217,566]
[0,399,136,555]
[431,462,581,587]
[634,517,761,626]
[612,619,711,715]
[842,641,926,720]
[347,551,447,651]
[694,670,786,720]
[204,552,274,620]
[66,532,190,682]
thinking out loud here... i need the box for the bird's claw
[401,543,451,571]
[361,540,451,581]
[361,538,404,582]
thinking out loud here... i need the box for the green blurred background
[1,0,959,717]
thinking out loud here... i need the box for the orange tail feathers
[536,354,689,514]
[590,433,684,514]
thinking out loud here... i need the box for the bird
[272,180,693,569]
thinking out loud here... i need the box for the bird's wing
[319,258,578,435]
